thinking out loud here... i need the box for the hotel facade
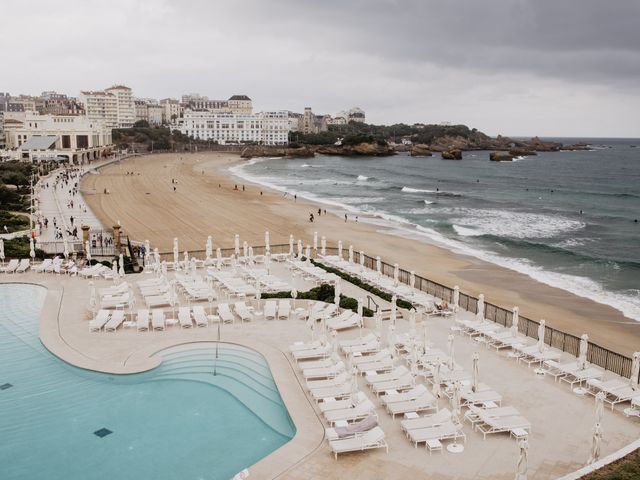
[175,110,289,145]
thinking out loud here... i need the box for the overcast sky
[2,0,639,137]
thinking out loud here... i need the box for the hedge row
[261,283,374,317]
[311,259,414,310]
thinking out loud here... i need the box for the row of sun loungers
[263,300,291,320]
[0,258,30,273]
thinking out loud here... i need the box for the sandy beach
[81,152,640,355]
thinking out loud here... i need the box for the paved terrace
[2,260,639,480]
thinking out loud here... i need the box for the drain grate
[0,383,13,390]
[93,428,113,438]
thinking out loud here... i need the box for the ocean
[231,138,640,321]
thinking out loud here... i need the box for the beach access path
[80,152,640,356]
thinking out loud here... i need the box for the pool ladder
[213,323,221,376]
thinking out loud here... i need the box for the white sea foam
[332,196,387,204]
[301,164,312,168]
[443,208,585,239]
[401,186,436,193]
[453,225,483,237]
[357,175,369,181]
[230,159,640,321]
[424,200,434,205]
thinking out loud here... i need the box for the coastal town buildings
[180,94,253,115]
[174,110,289,145]
[160,98,182,123]
[79,85,135,129]
[3,112,112,163]
[294,107,328,134]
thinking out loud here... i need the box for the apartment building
[105,85,135,128]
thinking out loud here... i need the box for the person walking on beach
[344,214,348,222]
[318,208,321,216]
[309,213,314,222]
[294,194,297,202]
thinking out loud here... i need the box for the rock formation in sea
[240,145,315,159]
[410,144,433,157]
[489,151,514,161]
[441,149,463,160]
[315,142,396,156]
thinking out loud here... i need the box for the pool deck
[3,267,640,479]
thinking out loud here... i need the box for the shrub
[310,259,414,310]
[2,237,45,259]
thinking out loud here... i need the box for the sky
[2,0,639,137]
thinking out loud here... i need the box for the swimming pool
[0,283,295,480]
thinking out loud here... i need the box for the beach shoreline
[81,151,640,355]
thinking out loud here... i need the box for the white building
[147,104,163,125]
[4,113,112,163]
[105,85,135,128]
[134,100,148,124]
[160,98,181,123]
[175,110,289,145]
[78,90,118,128]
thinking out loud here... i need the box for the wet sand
[81,152,640,355]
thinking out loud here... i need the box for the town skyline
[1,0,639,138]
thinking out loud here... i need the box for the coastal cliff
[315,142,396,157]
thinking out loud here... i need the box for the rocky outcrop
[441,149,462,160]
[410,144,433,157]
[240,145,315,159]
[560,143,590,151]
[508,147,537,157]
[527,137,562,152]
[315,142,396,157]
[490,151,514,161]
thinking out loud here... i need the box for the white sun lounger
[407,421,466,448]
[178,307,193,328]
[464,405,520,427]
[292,343,332,361]
[15,259,30,273]
[303,361,345,380]
[328,312,362,331]
[340,333,376,349]
[1,259,19,273]
[217,303,235,323]
[104,310,126,332]
[370,374,415,396]
[365,366,409,385]
[89,310,111,331]
[307,372,349,391]
[328,426,388,460]
[136,309,150,331]
[344,340,380,356]
[461,389,503,407]
[144,293,172,308]
[356,357,394,375]
[290,340,322,352]
[320,392,368,413]
[32,259,52,273]
[559,367,604,387]
[381,384,428,406]
[278,300,291,320]
[100,282,130,297]
[387,391,437,418]
[324,399,377,426]
[264,300,277,320]
[152,309,165,331]
[477,415,531,439]
[234,302,253,323]
[310,382,353,402]
[101,292,134,309]
[192,305,209,327]
[401,408,452,434]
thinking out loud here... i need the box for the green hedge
[311,259,414,310]
[2,237,45,260]
[261,283,373,317]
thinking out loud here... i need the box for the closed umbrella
[335,278,341,299]
[357,297,363,318]
[409,309,416,335]
[173,243,179,267]
[0,238,4,264]
[476,294,485,322]
[537,320,546,353]
[360,251,365,273]
[154,248,160,267]
[511,306,520,337]
[111,262,118,281]
[296,239,302,258]
[243,241,248,259]
[216,248,222,270]
[183,251,189,272]
[305,245,310,260]
[234,234,240,257]
[472,352,480,393]
[265,231,270,252]
[313,232,318,254]
[578,334,589,370]
[375,310,382,340]
[331,329,338,354]
[595,391,605,425]
[348,245,353,263]
[248,246,254,265]
[390,295,397,326]
[63,238,69,259]
[432,362,441,398]
[289,234,294,256]
[255,278,261,300]
[516,439,529,480]
[119,253,125,276]
[393,263,399,287]
[321,236,326,256]
[422,320,429,353]
[630,352,640,390]
[334,294,340,310]
[265,251,271,274]
[453,286,460,313]
[588,423,603,465]
[206,236,212,260]
[190,257,197,272]
[447,333,455,371]
[88,281,97,319]
[85,240,91,262]
[376,256,381,276]
[338,240,343,259]
[451,381,461,425]
[387,323,396,351]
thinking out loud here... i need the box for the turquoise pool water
[0,284,295,480]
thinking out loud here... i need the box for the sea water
[234,138,640,321]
